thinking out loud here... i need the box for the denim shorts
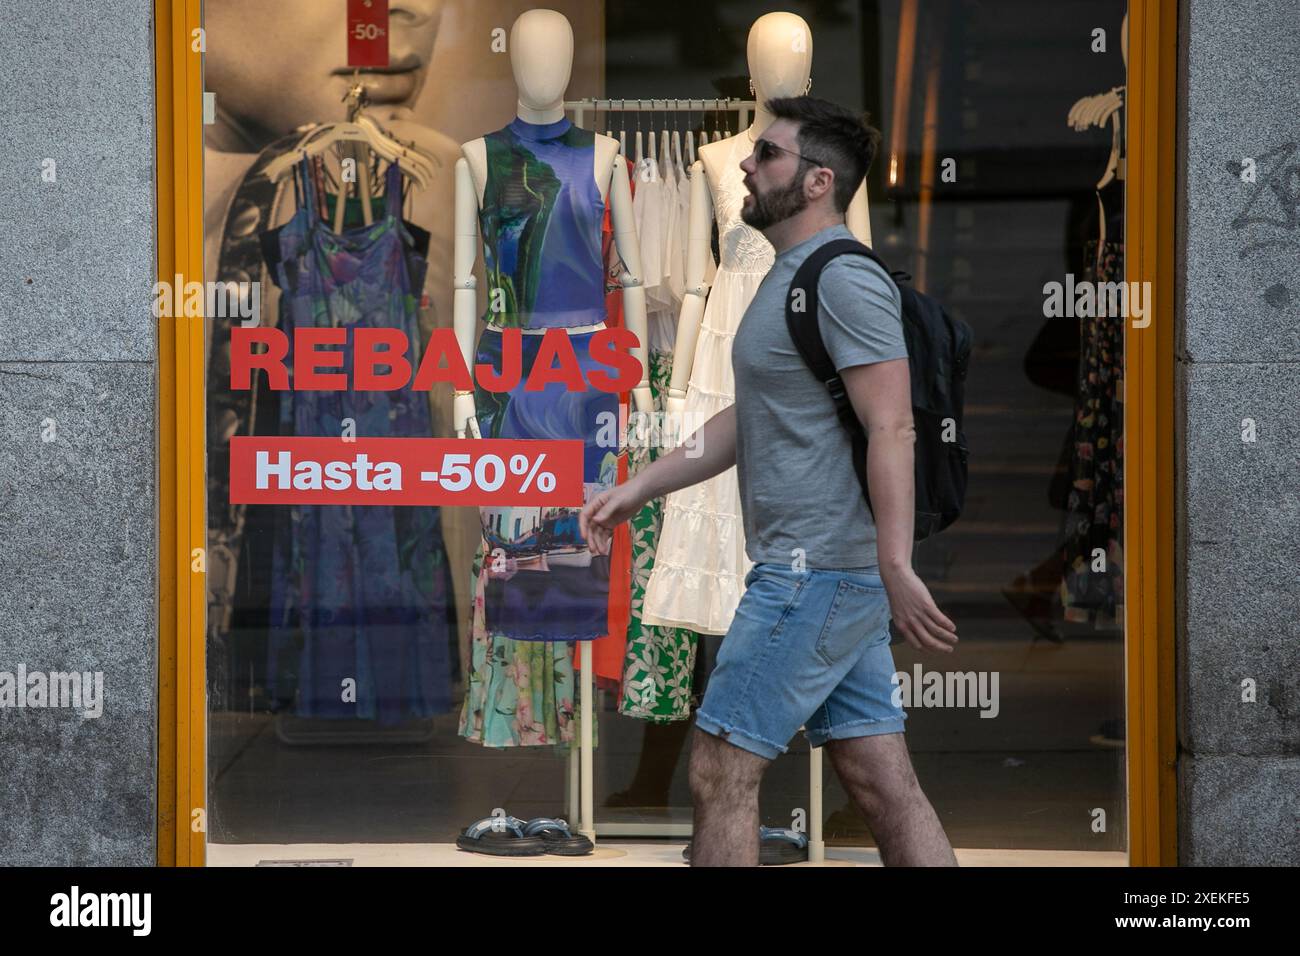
[694,563,906,760]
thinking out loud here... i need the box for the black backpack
[784,238,972,541]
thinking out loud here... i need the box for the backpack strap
[784,238,894,518]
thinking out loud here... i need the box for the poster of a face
[204,0,605,329]
[202,0,607,655]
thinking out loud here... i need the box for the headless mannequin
[664,11,872,422]
[452,8,651,438]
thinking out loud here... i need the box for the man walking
[580,96,959,866]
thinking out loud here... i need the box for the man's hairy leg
[826,733,957,866]
[688,726,770,866]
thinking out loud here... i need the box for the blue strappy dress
[265,159,456,724]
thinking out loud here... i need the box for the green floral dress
[619,351,702,722]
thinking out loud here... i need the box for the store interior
[201,0,1129,861]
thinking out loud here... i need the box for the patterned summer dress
[264,158,457,723]
[459,115,617,747]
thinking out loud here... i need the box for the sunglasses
[752,137,828,168]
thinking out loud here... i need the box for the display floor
[207,842,1127,867]
[207,636,1126,853]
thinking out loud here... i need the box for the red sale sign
[229,438,586,507]
[347,0,389,69]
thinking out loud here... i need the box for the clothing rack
[564,96,757,135]
[558,94,828,865]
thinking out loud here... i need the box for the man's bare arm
[841,359,915,572]
[580,407,737,554]
[841,360,957,652]
[633,405,737,501]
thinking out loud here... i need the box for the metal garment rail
[558,95,827,864]
[565,96,756,134]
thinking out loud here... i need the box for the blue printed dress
[265,158,456,724]
[459,116,619,747]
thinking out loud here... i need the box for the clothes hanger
[263,79,435,195]
[354,113,438,180]
[634,100,643,166]
[606,103,623,157]
[267,122,432,233]
[618,99,628,158]
[265,120,433,191]
[660,101,671,178]
[672,100,685,176]
[686,99,696,166]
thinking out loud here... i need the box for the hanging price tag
[347,0,389,69]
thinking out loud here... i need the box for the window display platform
[207,843,1126,868]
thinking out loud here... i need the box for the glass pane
[203,0,1128,860]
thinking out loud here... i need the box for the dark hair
[764,96,882,213]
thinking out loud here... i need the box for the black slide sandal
[522,817,594,856]
[456,815,548,856]
[682,826,809,864]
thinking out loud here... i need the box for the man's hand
[580,483,646,556]
[581,406,738,555]
[881,564,959,653]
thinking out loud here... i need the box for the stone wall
[1176,0,1300,865]
[0,0,157,865]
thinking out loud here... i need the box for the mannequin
[454,10,651,436]
[665,13,869,422]
[452,9,650,747]
[640,11,872,635]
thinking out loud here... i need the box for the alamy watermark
[891,664,999,718]
[50,886,150,936]
[152,276,261,326]
[1042,274,1151,328]
[0,666,104,718]
[595,408,706,457]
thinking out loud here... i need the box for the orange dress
[587,161,636,689]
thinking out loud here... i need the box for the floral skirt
[458,539,598,748]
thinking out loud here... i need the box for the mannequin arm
[608,153,652,416]
[452,157,481,438]
[665,160,713,423]
[846,179,872,245]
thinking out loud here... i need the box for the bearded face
[740,164,811,230]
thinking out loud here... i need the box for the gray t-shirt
[731,223,907,568]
